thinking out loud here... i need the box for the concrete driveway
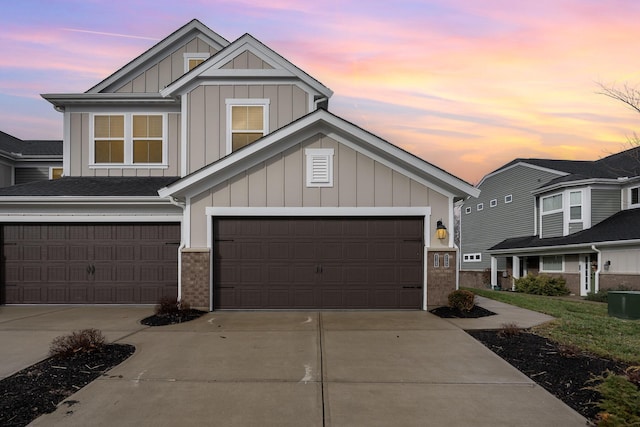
[0,307,586,426]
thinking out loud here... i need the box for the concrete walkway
[0,301,585,427]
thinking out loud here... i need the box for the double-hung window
[630,186,640,207]
[569,191,582,220]
[541,255,563,272]
[226,99,270,154]
[92,113,165,166]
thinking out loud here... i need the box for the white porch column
[512,255,520,291]
[491,256,498,289]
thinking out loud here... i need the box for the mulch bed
[468,330,628,421]
[140,309,207,326]
[0,344,135,427]
[429,305,496,318]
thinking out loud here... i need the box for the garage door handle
[86,265,95,275]
[315,265,323,273]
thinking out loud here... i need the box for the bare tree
[597,81,640,115]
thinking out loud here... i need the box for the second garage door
[2,223,180,304]
[213,217,424,309]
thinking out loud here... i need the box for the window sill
[89,164,169,169]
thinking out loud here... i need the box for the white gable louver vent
[305,148,334,187]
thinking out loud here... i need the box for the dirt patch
[429,305,496,318]
[140,309,207,326]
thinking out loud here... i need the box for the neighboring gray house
[0,131,62,186]
[0,19,478,309]
[460,147,640,296]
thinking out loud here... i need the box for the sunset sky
[2,0,640,183]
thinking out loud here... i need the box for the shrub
[591,369,640,426]
[497,322,521,337]
[513,274,570,296]
[586,286,632,303]
[49,328,106,357]
[155,296,191,316]
[448,289,475,312]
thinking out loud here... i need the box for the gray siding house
[0,131,62,187]
[0,19,478,309]
[461,148,640,296]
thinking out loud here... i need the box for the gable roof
[160,33,333,100]
[0,131,62,159]
[0,176,178,197]
[87,19,229,94]
[158,108,478,200]
[489,207,640,253]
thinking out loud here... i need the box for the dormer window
[631,186,640,207]
[226,99,270,153]
[184,53,210,72]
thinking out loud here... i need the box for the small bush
[514,274,570,296]
[49,328,106,357]
[497,322,521,337]
[591,370,640,426]
[586,286,632,303]
[448,289,475,312]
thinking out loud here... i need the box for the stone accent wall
[426,250,457,309]
[181,249,210,310]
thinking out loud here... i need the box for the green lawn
[467,288,640,365]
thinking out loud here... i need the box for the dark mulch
[429,305,496,318]
[0,344,135,427]
[140,309,207,326]
[468,330,629,422]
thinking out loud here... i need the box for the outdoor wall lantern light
[436,220,448,240]
[604,260,611,271]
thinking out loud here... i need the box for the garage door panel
[2,223,179,304]
[213,217,423,310]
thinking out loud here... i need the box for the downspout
[169,196,187,301]
[591,245,601,294]
[454,242,460,290]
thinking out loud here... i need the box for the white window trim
[305,148,334,187]
[225,99,270,155]
[463,253,482,263]
[505,194,513,203]
[465,206,471,214]
[540,255,564,272]
[490,199,497,207]
[184,53,210,73]
[477,203,483,211]
[89,113,168,168]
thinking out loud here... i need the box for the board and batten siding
[186,84,308,174]
[68,112,181,177]
[460,164,564,270]
[541,212,563,238]
[188,133,448,248]
[114,37,218,94]
[221,51,274,70]
[591,188,621,225]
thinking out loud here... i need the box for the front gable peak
[160,33,333,99]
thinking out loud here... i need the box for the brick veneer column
[181,249,210,310]
[426,250,457,309]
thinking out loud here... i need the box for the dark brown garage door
[1,223,180,304]
[213,217,423,309]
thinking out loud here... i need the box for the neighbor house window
[226,99,269,153]
[569,190,582,220]
[477,203,483,211]
[463,253,481,262]
[305,148,334,187]
[465,206,471,214]
[94,115,124,163]
[631,186,640,207]
[541,255,563,272]
[505,194,512,203]
[50,167,63,180]
[542,193,562,212]
[92,113,165,166]
[184,53,210,72]
[490,199,497,207]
